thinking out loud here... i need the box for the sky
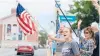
[0,0,73,33]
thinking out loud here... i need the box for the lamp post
[50,21,56,33]
[51,21,55,26]
[68,4,73,10]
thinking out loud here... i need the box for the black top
[92,31,99,56]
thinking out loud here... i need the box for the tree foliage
[38,31,48,47]
[69,0,99,29]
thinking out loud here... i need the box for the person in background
[48,27,80,56]
[77,20,96,56]
[56,24,65,38]
[48,37,56,56]
[56,27,64,38]
[56,25,65,56]
[91,22,99,56]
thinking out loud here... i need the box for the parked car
[16,42,35,56]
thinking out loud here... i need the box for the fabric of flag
[56,19,60,34]
[16,3,36,35]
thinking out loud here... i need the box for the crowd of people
[47,0,99,56]
[48,20,99,56]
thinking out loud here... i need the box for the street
[0,48,47,56]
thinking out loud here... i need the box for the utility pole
[56,10,59,33]
[55,0,61,33]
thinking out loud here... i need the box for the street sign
[59,15,76,22]
[55,0,61,8]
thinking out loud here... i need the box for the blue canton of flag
[16,3,25,17]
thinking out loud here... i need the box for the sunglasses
[84,32,89,34]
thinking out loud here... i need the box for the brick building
[0,8,38,47]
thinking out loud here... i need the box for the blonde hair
[84,27,96,44]
[64,27,72,33]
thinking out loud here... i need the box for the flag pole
[55,0,78,37]
[16,0,19,7]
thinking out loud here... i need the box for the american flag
[16,3,36,35]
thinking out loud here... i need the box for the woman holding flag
[77,20,96,56]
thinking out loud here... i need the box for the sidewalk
[0,47,14,53]
[56,52,62,56]
[47,48,62,56]
[47,48,52,56]
[1,40,18,48]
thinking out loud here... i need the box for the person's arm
[71,41,80,56]
[56,33,60,38]
[77,19,82,30]
[91,0,100,15]
[77,20,84,40]
[48,35,65,42]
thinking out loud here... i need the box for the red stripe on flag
[26,14,30,24]
[17,19,29,35]
[16,3,37,36]
[18,13,36,35]
[19,16,32,30]
[32,21,36,31]
[17,20,29,33]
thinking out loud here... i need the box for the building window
[12,33,16,40]
[7,24,11,36]
[12,24,17,40]
[13,24,17,26]
[18,28,22,40]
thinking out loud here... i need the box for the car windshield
[18,41,33,46]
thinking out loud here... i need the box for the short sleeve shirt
[62,41,80,56]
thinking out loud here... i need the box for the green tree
[38,30,48,48]
[69,0,99,29]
